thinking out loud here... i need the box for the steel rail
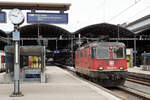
[126,78,150,87]
[118,86,150,100]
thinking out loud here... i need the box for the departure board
[27,12,68,24]
[0,12,6,23]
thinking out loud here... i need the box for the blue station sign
[54,50,60,54]
[27,12,68,24]
[0,12,6,23]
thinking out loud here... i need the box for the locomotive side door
[87,47,93,70]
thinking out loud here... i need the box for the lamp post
[8,8,24,97]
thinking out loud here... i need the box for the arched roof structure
[20,24,71,38]
[136,28,150,36]
[20,24,71,51]
[0,30,7,37]
[74,23,134,38]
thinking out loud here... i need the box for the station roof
[5,46,44,56]
[126,15,150,27]
[124,14,150,34]
[20,24,71,50]
[20,24,71,38]
[74,23,134,39]
[19,23,134,50]
[0,2,71,11]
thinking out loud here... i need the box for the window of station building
[84,49,87,57]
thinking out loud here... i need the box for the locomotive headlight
[99,67,103,70]
[120,67,124,70]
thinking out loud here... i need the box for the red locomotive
[0,50,5,72]
[75,42,127,87]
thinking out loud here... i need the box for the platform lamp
[8,8,24,97]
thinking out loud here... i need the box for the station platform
[127,66,150,80]
[0,66,121,100]
[128,67,150,75]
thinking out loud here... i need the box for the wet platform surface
[127,67,150,81]
[0,66,121,100]
[128,67,150,75]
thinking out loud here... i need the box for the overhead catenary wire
[125,5,150,23]
[107,0,142,22]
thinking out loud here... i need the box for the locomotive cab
[91,44,127,71]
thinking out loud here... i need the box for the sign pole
[134,36,137,67]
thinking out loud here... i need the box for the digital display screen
[27,12,68,24]
[0,12,6,23]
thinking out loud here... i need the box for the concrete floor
[0,66,122,100]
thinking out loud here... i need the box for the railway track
[127,73,150,83]
[126,78,150,87]
[117,86,150,100]
[108,86,150,100]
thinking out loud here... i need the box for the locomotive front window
[97,47,109,59]
[113,47,124,58]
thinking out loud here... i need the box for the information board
[27,12,68,24]
[0,12,6,23]
[13,32,20,41]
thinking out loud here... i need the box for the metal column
[56,40,58,50]
[14,41,20,94]
[71,36,74,67]
[11,25,23,97]
[117,24,120,42]
[134,36,137,66]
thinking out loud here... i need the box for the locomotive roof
[77,42,125,50]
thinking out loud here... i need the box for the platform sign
[27,12,68,24]
[132,50,137,54]
[13,32,20,41]
[0,12,6,23]
[54,50,60,54]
